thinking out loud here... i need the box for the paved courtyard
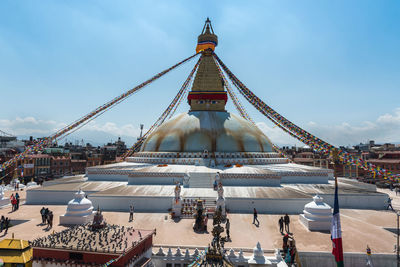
[0,187,398,254]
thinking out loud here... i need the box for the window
[166,264,172,267]
[174,264,181,267]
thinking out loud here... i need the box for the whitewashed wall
[88,174,129,181]
[128,177,183,185]
[221,178,280,187]
[26,190,96,205]
[90,196,172,212]
[298,251,396,267]
[281,175,328,184]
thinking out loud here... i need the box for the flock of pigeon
[31,223,145,253]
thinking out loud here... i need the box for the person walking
[387,197,394,211]
[40,207,46,224]
[129,205,134,221]
[0,216,4,233]
[284,214,290,233]
[204,213,208,232]
[282,234,289,254]
[225,218,230,240]
[129,205,134,222]
[44,208,49,225]
[15,192,20,210]
[253,208,259,225]
[279,217,284,234]
[4,218,10,234]
[48,211,53,228]
[11,195,17,212]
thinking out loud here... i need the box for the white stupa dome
[141,111,273,153]
[248,242,272,265]
[26,179,39,188]
[59,189,94,225]
[304,194,332,218]
[300,194,332,231]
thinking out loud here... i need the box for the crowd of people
[282,233,298,266]
[40,207,54,228]
[278,214,291,234]
[10,193,20,212]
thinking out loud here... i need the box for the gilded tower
[188,18,227,112]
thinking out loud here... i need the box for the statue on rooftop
[174,182,181,201]
[217,182,224,199]
[183,172,190,187]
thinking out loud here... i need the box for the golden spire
[188,18,227,112]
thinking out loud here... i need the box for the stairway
[180,197,217,218]
[188,172,215,188]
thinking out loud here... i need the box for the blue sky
[1,1,399,147]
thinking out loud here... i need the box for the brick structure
[32,225,155,267]
[51,156,72,177]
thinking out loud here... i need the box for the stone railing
[151,245,285,267]
[131,151,281,159]
[127,157,289,166]
[219,173,281,179]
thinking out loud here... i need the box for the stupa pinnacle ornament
[196,17,218,53]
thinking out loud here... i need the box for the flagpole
[331,148,344,267]
[397,211,399,267]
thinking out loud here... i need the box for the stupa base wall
[88,194,387,213]
[299,214,331,231]
[128,177,183,185]
[26,190,97,205]
[316,193,387,210]
[221,178,280,187]
[59,213,94,225]
[280,175,329,184]
[88,174,129,182]
[91,196,172,212]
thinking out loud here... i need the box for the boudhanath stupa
[26,19,387,213]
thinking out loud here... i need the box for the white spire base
[300,194,332,231]
[59,189,95,225]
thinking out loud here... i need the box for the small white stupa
[299,194,332,231]
[215,173,226,216]
[0,184,8,207]
[171,183,182,217]
[26,178,39,188]
[59,189,94,225]
[247,242,272,266]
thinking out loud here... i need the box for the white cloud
[3,108,400,147]
[82,121,142,138]
[257,108,400,147]
[0,117,142,145]
[0,117,65,136]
